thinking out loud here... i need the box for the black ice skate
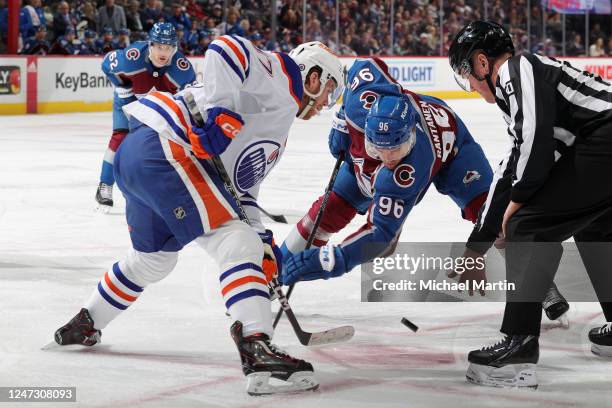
[589,323,612,357]
[466,334,539,389]
[95,182,113,211]
[542,283,569,324]
[230,321,318,395]
[54,308,101,347]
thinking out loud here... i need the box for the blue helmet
[364,95,418,150]
[149,22,177,46]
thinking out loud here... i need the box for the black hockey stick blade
[259,207,288,224]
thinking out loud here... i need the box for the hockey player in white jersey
[52,38,344,395]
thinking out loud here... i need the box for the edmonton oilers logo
[234,141,281,194]
[177,58,190,71]
[393,164,415,188]
[126,47,140,60]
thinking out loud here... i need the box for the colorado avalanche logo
[177,58,190,71]
[463,170,481,185]
[125,48,140,60]
[393,164,415,188]
[360,91,378,110]
[234,141,281,194]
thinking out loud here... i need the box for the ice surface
[1,100,610,407]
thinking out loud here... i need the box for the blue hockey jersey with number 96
[336,58,493,271]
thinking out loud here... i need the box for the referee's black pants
[501,130,612,336]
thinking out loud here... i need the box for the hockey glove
[328,109,351,159]
[280,244,347,285]
[259,229,282,283]
[189,107,244,159]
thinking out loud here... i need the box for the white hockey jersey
[123,35,304,231]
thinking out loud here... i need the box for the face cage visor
[453,58,473,92]
[364,126,417,161]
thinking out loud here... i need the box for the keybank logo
[55,72,112,92]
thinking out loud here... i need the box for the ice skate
[466,334,539,389]
[95,182,113,212]
[53,308,101,347]
[230,321,318,395]
[542,282,569,326]
[589,323,612,357]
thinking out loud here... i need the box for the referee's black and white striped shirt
[467,53,611,252]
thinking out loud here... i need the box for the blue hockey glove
[189,107,244,159]
[328,109,351,159]
[259,229,282,282]
[280,244,348,285]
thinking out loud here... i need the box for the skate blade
[308,325,355,346]
[94,203,112,214]
[246,371,318,396]
[556,313,570,328]
[466,363,538,389]
[591,344,612,357]
[41,342,91,351]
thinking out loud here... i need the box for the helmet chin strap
[297,97,316,119]
[297,78,325,119]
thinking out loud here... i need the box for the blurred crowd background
[1,0,610,57]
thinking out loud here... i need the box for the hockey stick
[273,152,345,329]
[257,206,288,224]
[183,92,353,346]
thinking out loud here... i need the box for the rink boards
[0,54,610,115]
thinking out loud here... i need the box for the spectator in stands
[79,1,98,33]
[589,23,605,47]
[567,33,585,56]
[217,7,245,37]
[191,29,211,55]
[116,27,130,48]
[185,0,205,22]
[78,29,98,54]
[22,24,49,54]
[23,0,45,37]
[0,0,7,43]
[204,16,220,38]
[185,24,199,51]
[140,0,161,31]
[96,0,126,35]
[278,29,294,53]
[125,0,143,33]
[95,26,117,53]
[50,25,76,54]
[352,31,374,55]
[18,0,34,39]
[167,2,191,31]
[415,32,434,56]
[175,24,188,52]
[210,3,223,25]
[590,37,606,57]
[53,1,76,40]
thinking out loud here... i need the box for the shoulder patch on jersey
[359,90,379,110]
[393,164,415,188]
[176,57,191,71]
[125,47,140,61]
[504,81,514,96]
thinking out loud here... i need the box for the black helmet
[449,21,514,91]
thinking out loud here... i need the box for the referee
[449,21,612,388]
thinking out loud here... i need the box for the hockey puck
[401,317,418,332]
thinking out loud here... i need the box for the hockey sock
[84,262,144,330]
[100,148,115,185]
[219,262,272,337]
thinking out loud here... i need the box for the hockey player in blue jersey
[280,58,570,323]
[280,58,493,284]
[95,22,196,211]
